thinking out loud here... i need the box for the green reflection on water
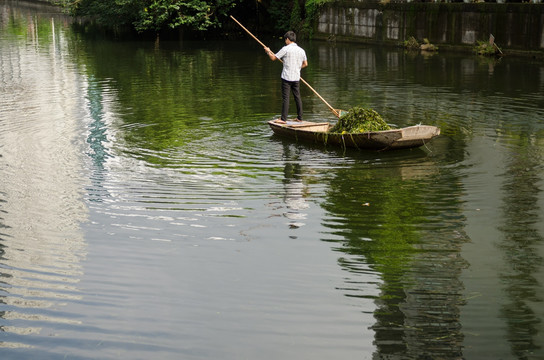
[318,147,469,357]
[72,38,282,167]
[498,132,544,359]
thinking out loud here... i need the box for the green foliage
[302,0,327,36]
[56,0,137,29]
[57,0,236,33]
[304,0,328,20]
[404,36,419,50]
[268,0,330,34]
[135,0,235,32]
[268,0,292,32]
[290,0,303,32]
[330,107,391,134]
[475,40,498,56]
[56,0,329,36]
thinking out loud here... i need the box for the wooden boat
[268,119,440,150]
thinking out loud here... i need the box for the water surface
[1,1,543,359]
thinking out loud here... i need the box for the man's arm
[264,47,277,61]
[301,60,308,69]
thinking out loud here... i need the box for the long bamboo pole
[230,16,341,118]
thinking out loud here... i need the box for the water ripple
[0,11,89,353]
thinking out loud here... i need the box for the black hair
[283,31,296,42]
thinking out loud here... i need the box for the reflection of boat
[268,120,440,150]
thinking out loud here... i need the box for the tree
[56,0,236,33]
[134,0,236,32]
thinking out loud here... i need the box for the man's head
[284,31,296,43]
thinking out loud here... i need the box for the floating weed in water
[330,107,391,133]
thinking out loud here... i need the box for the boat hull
[268,120,440,150]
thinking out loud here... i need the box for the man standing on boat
[264,31,308,123]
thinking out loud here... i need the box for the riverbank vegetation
[52,0,236,32]
[475,39,503,57]
[404,36,438,52]
[51,0,327,38]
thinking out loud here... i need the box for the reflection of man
[264,31,308,123]
[281,144,308,229]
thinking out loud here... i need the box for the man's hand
[264,47,276,61]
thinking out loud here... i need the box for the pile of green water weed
[330,107,391,133]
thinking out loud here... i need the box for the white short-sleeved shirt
[275,43,307,82]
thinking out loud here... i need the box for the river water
[1,1,543,359]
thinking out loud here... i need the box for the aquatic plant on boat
[330,107,391,134]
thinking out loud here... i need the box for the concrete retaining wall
[315,2,544,54]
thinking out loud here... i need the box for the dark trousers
[281,79,303,121]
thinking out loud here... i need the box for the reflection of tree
[70,38,281,166]
[319,151,469,359]
[498,134,543,358]
[86,74,112,169]
[310,40,544,359]
[1,1,56,43]
[85,74,114,203]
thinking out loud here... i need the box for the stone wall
[315,2,544,54]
